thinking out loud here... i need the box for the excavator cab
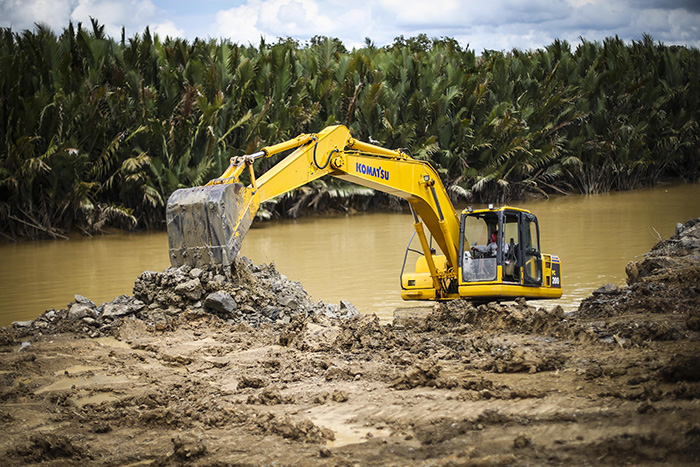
[457,206,561,300]
[401,206,561,301]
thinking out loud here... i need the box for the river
[1,182,699,326]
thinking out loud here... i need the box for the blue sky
[1,0,699,52]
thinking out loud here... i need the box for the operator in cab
[471,228,511,258]
[472,229,499,257]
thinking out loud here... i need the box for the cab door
[521,213,542,286]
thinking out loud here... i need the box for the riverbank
[0,219,698,465]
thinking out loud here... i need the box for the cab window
[462,214,498,282]
[522,214,542,284]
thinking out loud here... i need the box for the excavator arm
[166,125,460,297]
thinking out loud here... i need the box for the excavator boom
[166,125,458,271]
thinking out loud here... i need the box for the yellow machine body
[400,205,562,301]
[166,125,562,303]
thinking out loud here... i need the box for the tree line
[1,20,698,239]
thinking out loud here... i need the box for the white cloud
[0,0,185,40]
[215,1,264,45]
[70,0,158,37]
[379,0,462,27]
[658,8,700,47]
[210,0,700,52]
[152,20,185,39]
[216,0,342,44]
[1,0,698,52]
[562,1,628,31]
[0,0,76,32]
[214,0,399,49]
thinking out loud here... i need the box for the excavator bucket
[165,183,259,268]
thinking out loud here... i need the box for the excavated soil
[1,219,699,466]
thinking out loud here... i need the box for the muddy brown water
[1,182,699,326]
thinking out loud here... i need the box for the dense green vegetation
[1,20,699,239]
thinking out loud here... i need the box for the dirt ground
[1,219,699,466]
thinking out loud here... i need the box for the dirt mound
[12,434,88,463]
[423,298,566,335]
[579,218,700,318]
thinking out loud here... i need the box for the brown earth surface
[1,219,699,466]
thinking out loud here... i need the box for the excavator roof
[461,205,533,216]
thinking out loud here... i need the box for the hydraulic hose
[312,137,339,170]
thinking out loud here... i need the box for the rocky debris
[68,295,97,320]
[592,283,621,295]
[174,278,204,301]
[10,321,33,329]
[131,256,358,327]
[326,300,360,319]
[100,295,145,318]
[203,291,237,314]
[8,255,359,339]
[629,217,700,283]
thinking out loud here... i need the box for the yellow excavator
[166,125,562,302]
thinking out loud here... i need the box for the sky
[1,0,699,53]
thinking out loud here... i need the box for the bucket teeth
[165,183,259,267]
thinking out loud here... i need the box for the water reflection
[1,183,698,326]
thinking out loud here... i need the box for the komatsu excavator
[166,125,562,302]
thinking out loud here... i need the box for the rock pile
[10,256,358,338]
[132,256,358,326]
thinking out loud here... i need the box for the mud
[1,219,699,466]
